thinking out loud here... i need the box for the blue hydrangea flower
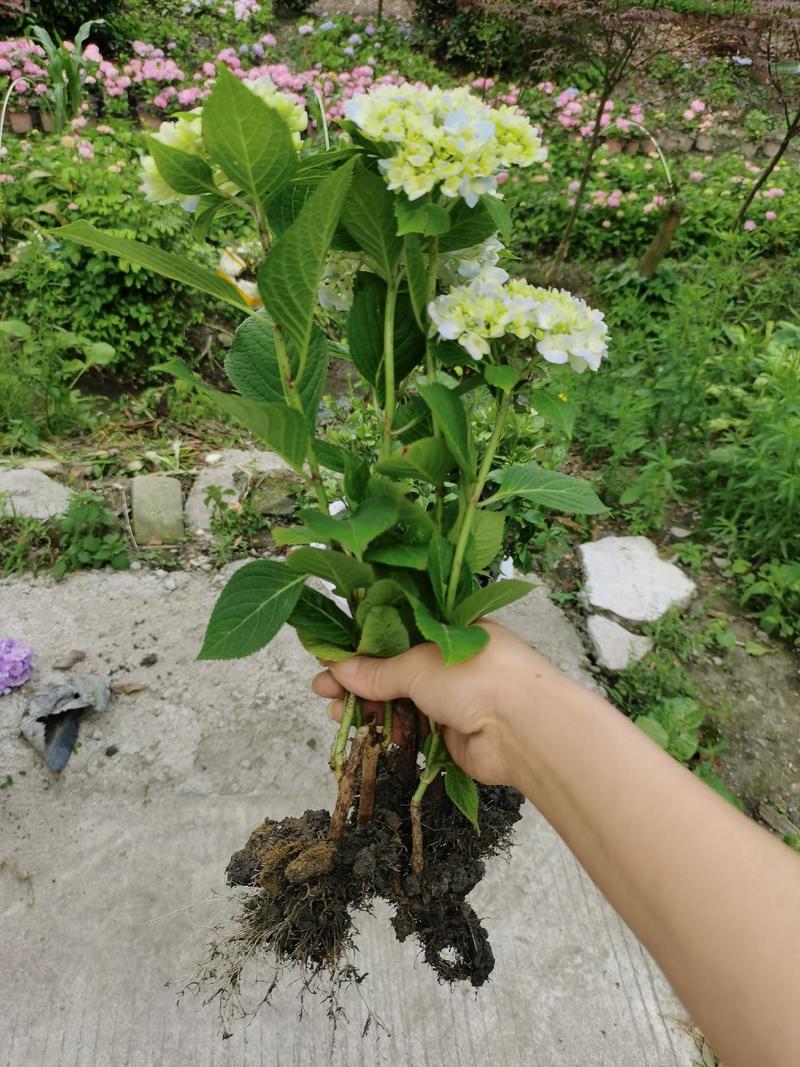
[0,637,33,695]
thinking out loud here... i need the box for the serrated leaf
[489,463,606,514]
[203,65,296,216]
[404,233,429,329]
[469,510,505,570]
[55,222,249,311]
[395,197,451,236]
[355,579,409,626]
[259,159,356,378]
[364,543,429,570]
[635,715,670,749]
[158,358,309,473]
[288,585,355,646]
[341,160,402,279]
[409,597,489,666]
[438,198,499,253]
[297,496,399,558]
[348,276,426,405]
[147,138,218,196]
[529,390,576,435]
[296,631,354,661]
[419,382,473,473]
[285,547,374,597]
[225,315,328,429]
[376,437,456,484]
[453,578,533,626]
[444,760,480,832]
[199,560,306,660]
[483,365,519,392]
[357,605,410,657]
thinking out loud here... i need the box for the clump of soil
[194,752,523,1029]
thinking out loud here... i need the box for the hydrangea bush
[57,67,608,865]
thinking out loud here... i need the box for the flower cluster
[343,84,546,206]
[438,236,508,288]
[429,272,609,372]
[317,252,365,312]
[0,637,33,696]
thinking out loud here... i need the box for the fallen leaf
[744,641,770,657]
[110,682,147,695]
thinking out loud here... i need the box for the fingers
[326,697,405,744]
[312,670,345,700]
[326,643,439,704]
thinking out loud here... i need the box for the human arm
[312,620,800,1067]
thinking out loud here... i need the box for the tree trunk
[638,198,684,278]
[734,112,800,229]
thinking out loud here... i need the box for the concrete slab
[0,570,696,1067]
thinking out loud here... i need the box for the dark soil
[200,751,523,1024]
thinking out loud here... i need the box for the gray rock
[586,615,653,672]
[131,475,184,545]
[579,536,696,623]
[185,448,301,535]
[20,674,111,772]
[0,468,72,520]
[669,526,692,540]
[693,134,714,153]
[7,457,67,477]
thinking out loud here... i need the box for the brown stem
[328,726,369,844]
[734,112,800,229]
[410,799,424,876]
[638,198,684,278]
[396,700,419,790]
[357,726,382,826]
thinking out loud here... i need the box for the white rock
[185,448,300,535]
[0,468,72,520]
[586,615,653,672]
[579,536,696,623]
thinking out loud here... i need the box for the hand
[311,619,563,787]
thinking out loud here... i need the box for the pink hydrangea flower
[743,219,757,231]
[765,210,777,221]
[689,171,704,181]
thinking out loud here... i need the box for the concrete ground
[0,569,697,1066]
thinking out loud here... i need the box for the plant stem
[329,725,369,844]
[382,700,393,749]
[333,691,357,781]
[734,111,800,229]
[445,389,512,613]
[357,726,381,826]
[380,277,398,461]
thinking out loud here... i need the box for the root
[357,726,382,827]
[410,798,423,876]
[328,726,369,844]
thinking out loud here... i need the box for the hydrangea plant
[57,67,608,871]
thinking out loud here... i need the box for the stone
[669,526,692,540]
[185,448,302,535]
[586,615,653,672]
[694,134,714,153]
[0,468,72,520]
[131,475,184,545]
[16,457,67,477]
[579,536,696,623]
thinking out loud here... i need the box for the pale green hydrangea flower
[438,235,509,289]
[317,252,365,312]
[343,85,546,207]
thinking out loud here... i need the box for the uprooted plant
[57,66,609,1022]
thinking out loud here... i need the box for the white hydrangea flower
[317,252,365,312]
[438,235,509,289]
[343,85,546,207]
[429,275,609,370]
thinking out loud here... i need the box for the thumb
[327,644,435,704]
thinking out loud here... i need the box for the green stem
[382,700,393,749]
[445,389,512,613]
[272,323,329,512]
[333,691,357,781]
[380,277,399,461]
[425,237,440,399]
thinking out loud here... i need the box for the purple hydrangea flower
[348,33,362,45]
[343,45,354,56]
[365,23,376,36]
[0,637,33,695]
[319,20,335,30]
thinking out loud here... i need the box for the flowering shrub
[58,69,608,880]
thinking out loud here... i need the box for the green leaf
[347,276,426,405]
[453,578,533,626]
[199,559,306,660]
[395,197,451,236]
[469,510,505,570]
[158,358,309,473]
[744,640,770,657]
[489,463,607,514]
[438,199,499,253]
[0,319,33,339]
[202,65,296,216]
[285,547,374,598]
[259,158,356,377]
[404,234,429,330]
[289,585,355,646]
[55,222,250,311]
[483,365,519,393]
[693,765,743,810]
[409,597,489,666]
[419,382,473,474]
[341,160,402,279]
[225,315,328,429]
[296,631,354,661]
[427,532,454,615]
[357,605,410,657]
[355,579,409,626]
[635,715,670,749]
[147,138,218,196]
[529,390,577,435]
[376,437,456,484]
[444,761,480,832]
[481,195,512,243]
[297,496,399,558]
[364,542,429,570]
